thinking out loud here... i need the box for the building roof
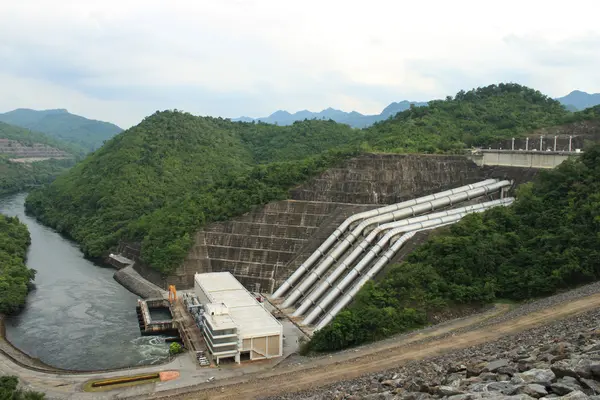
[195,272,282,338]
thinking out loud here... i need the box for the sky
[1,0,599,128]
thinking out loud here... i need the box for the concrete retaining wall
[124,153,545,294]
[473,151,574,169]
[113,265,165,299]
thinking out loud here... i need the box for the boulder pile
[274,308,600,400]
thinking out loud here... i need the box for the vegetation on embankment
[23,84,600,276]
[0,121,85,156]
[0,121,79,195]
[0,214,36,315]
[0,108,122,152]
[307,144,600,352]
[0,157,74,196]
[0,376,45,399]
[25,111,362,273]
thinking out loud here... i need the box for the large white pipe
[315,193,512,330]
[314,221,465,331]
[295,197,513,318]
[281,180,510,308]
[314,229,423,331]
[270,179,498,299]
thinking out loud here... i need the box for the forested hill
[25,113,362,272]
[24,83,596,275]
[0,121,77,195]
[0,108,122,152]
[309,144,600,352]
[0,121,82,156]
[364,83,570,153]
[0,214,36,315]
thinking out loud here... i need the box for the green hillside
[25,112,361,272]
[25,84,591,276]
[364,83,569,153]
[309,144,600,352]
[0,121,83,156]
[0,157,73,195]
[0,108,122,151]
[0,214,36,315]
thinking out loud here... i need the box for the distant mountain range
[234,100,429,128]
[555,90,600,111]
[236,90,600,128]
[0,108,123,152]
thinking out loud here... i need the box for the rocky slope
[268,293,600,399]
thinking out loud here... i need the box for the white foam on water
[131,336,170,365]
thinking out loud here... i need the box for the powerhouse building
[194,272,283,364]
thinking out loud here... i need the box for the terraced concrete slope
[140,153,512,292]
[0,138,71,160]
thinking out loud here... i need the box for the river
[0,193,169,370]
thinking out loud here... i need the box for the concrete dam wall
[152,153,535,293]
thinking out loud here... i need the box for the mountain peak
[556,90,600,111]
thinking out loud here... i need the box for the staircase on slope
[174,153,492,292]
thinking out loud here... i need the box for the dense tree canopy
[0,121,79,195]
[0,108,122,152]
[364,83,570,153]
[0,157,74,196]
[308,145,600,352]
[0,214,36,315]
[0,376,45,399]
[26,111,361,273]
[23,83,599,277]
[0,121,84,156]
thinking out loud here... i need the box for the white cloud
[0,0,599,127]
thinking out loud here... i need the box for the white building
[194,272,283,364]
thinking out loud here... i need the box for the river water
[0,193,169,370]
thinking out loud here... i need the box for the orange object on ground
[159,371,180,382]
[168,285,177,303]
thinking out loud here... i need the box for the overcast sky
[1,0,599,128]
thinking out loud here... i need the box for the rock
[447,395,471,400]
[517,369,556,386]
[487,381,519,395]
[518,383,548,398]
[549,342,574,356]
[437,385,464,396]
[479,372,499,382]
[497,366,518,376]
[511,375,526,385]
[538,353,556,363]
[467,362,487,378]
[444,372,467,386]
[559,390,589,400]
[550,377,583,395]
[381,380,399,387]
[581,377,600,394]
[591,362,600,378]
[583,343,600,353]
[552,359,593,379]
[448,364,468,373]
[400,393,432,400]
[519,362,535,372]
[497,374,512,381]
[485,359,510,372]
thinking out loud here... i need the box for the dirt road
[147,293,600,400]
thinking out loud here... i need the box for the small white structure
[194,272,283,364]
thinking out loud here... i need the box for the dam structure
[133,154,504,291]
[126,150,579,310]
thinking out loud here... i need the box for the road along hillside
[141,282,600,400]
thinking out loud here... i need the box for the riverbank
[0,314,63,373]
